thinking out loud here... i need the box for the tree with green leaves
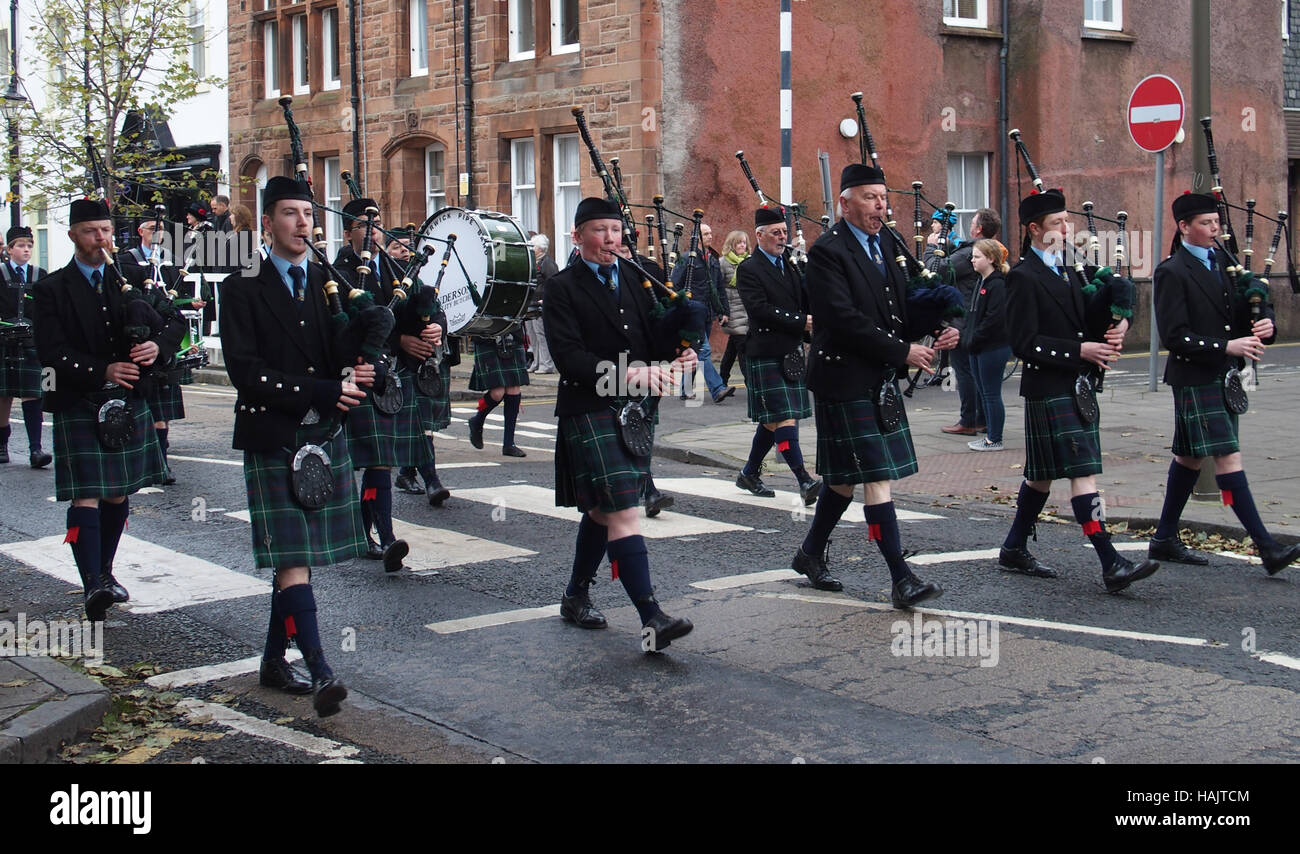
[6,0,223,219]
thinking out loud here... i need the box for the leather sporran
[96,398,136,451]
[290,442,334,510]
[781,347,807,383]
[875,372,904,432]
[1073,374,1099,425]
[372,361,404,415]
[416,358,444,397]
[1223,368,1249,415]
[616,400,654,458]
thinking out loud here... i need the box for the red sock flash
[64,527,80,544]
[777,440,791,452]
[611,559,620,580]
[867,523,882,541]
[1081,520,1103,536]
[1221,490,1234,507]
[283,616,297,638]
[362,488,377,502]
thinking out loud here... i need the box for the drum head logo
[424,209,488,334]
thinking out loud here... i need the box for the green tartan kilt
[145,378,186,423]
[53,396,166,500]
[556,409,651,513]
[814,394,918,485]
[1171,381,1240,458]
[414,361,453,433]
[0,346,42,398]
[1023,393,1102,481]
[346,364,426,469]
[243,425,366,570]
[746,356,812,424]
[468,341,530,392]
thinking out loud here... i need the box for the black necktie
[289,265,306,302]
[17,265,25,284]
[868,235,885,273]
[598,264,616,296]
[773,255,783,273]
[91,269,103,294]
[1206,248,1216,271]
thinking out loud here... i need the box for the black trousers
[720,333,747,385]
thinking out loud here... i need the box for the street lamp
[0,0,26,227]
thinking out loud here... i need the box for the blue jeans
[970,346,1012,444]
[952,341,983,427]
[696,332,726,398]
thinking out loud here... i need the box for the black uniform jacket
[736,249,808,358]
[33,260,186,412]
[1,262,47,319]
[1154,244,1277,387]
[805,220,920,402]
[220,257,366,452]
[544,256,680,417]
[966,271,1010,355]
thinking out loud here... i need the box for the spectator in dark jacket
[670,223,734,402]
[528,234,559,373]
[965,238,1012,451]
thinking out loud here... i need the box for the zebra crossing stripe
[452,484,752,537]
[426,605,561,634]
[147,652,304,689]
[651,477,943,521]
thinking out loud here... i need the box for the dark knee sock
[277,583,331,680]
[0,424,9,449]
[98,498,129,576]
[1216,470,1277,548]
[474,394,502,423]
[417,444,438,484]
[66,506,103,593]
[1003,482,1051,550]
[155,426,169,462]
[566,514,609,596]
[1071,493,1117,570]
[742,426,776,477]
[865,502,911,584]
[1154,461,1201,540]
[362,469,395,544]
[21,399,43,451]
[801,488,853,557]
[607,535,659,622]
[774,425,810,481]
[264,589,288,660]
[502,393,522,448]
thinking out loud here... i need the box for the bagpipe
[733,150,825,270]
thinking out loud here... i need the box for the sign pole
[1150,148,1163,392]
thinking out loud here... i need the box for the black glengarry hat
[755,206,786,227]
[574,197,622,227]
[840,163,887,192]
[69,198,112,225]
[1172,191,1218,223]
[262,176,315,210]
[1018,188,1066,224]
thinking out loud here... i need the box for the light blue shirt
[844,220,886,266]
[1183,242,1214,271]
[9,262,28,281]
[1030,245,1064,270]
[267,252,309,298]
[583,258,619,291]
[758,246,783,270]
[73,258,106,289]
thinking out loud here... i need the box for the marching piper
[465,331,529,458]
[0,224,51,468]
[1147,192,1300,575]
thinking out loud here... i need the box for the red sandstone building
[230,1,1288,283]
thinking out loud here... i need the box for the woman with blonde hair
[718,229,751,385]
[966,238,1012,451]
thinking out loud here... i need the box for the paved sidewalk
[656,369,1300,539]
[0,654,110,763]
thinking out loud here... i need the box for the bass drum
[415,208,535,338]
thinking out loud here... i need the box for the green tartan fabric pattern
[53,397,166,500]
[745,356,812,424]
[555,409,651,513]
[346,364,426,469]
[0,346,42,398]
[243,425,366,570]
[145,379,186,423]
[813,395,918,485]
[468,341,530,391]
[414,361,452,433]
[1171,381,1240,458]
[1023,393,1103,481]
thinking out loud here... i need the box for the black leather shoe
[736,470,775,497]
[712,386,736,403]
[502,445,526,457]
[560,587,608,629]
[1102,555,1160,593]
[259,657,313,695]
[891,574,944,609]
[425,476,451,507]
[640,610,693,652]
[395,470,423,494]
[312,676,348,718]
[102,570,130,603]
[0,445,9,464]
[468,415,484,449]
[84,587,115,622]
[1148,536,1209,565]
[644,488,674,518]
[161,468,176,486]
[382,539,410,573]
[998,546,1058,578]
[798,479,822,507]
[29,451,52,469]
[1259,541,1300,576]
[792,545,842,591]
[364,534,384,560]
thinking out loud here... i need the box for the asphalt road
[2,377,1299,764]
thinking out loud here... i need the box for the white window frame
[508,0,536,61]
[1286,0,1291,40]
[291,14,309,95]
[510,138,538,235]
[410,0,429,76]
[425,145,447,218]
[323,8,341,90]
[263,21,280,99]
[553,133,581,258]
[189,2,206,77]
[942,0,987,28]
[323,157,343,259]
[946,152,990,241]
[33,199,49,272]
[550,0,579,54]
[255,164,269,228]
[1083,0,1122,31]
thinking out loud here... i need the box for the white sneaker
[968,438,1003,451]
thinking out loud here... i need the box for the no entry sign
[1128,74,1185,153]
